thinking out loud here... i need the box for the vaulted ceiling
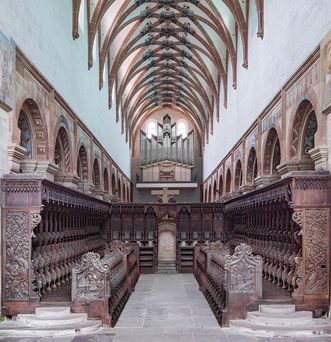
[72,0,264,146]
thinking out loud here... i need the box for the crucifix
[151,187,180,204]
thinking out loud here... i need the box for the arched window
[18,110,32,160]
[247,147,258,184]
[234,160,243,190]
[146,120,157,138]
[103,168,109,193]
[177,120,187,138]
[226,169,232,193]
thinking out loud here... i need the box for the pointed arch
[111,172,116,195]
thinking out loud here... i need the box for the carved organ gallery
[0,0,331,336]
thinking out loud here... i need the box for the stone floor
[0,274,330,342]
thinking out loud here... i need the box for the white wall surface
[0,0,131,177]
[203,0,331,180]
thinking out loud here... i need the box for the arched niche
[225,169,232,193]
[77,145,88,182]
[16,98,49,161]
[92,159,101,189]
[264,128,281,177]
[213,179,218,202]
[54,126,71,174]
[219,174,224,197]
[103,168,109,193]
[234,160,243,191]
[111,173,116,195]
[291,100,318,170]
[118,178,122,199]
[247,147,258,184]
[122,183,126,201]
[18,109,33,160]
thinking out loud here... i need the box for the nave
[1,273,331,342]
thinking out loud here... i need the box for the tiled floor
[0,274,330,342]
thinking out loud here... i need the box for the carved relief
[4,211,30,300]
[295,178,328,190]
[305,209,328,294]
[224,243,262,294]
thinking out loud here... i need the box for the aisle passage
[116,274,219,329]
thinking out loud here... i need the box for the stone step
[246,310,313,325]
[259,304,295,314]
[17,313,88,327]
[229,319,331,337]
[35,306,71,318]
[0,320,102,337]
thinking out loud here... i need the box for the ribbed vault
[72,0,264,147]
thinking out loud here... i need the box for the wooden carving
[4,211,30,300]
[305,209,328,294]
[224,243,262,296]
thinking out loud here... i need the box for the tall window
[146,120,157,138]
[177,120,187,138]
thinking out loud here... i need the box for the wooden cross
[151,188,180,203]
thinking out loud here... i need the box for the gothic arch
[54,126,72,173]
[103,167,109,193]
[290,100,318,169]
[16,99,49,160]
[127,186,130,202]
[92,159,101,189]
[234,160,243,190]
[218,174,223,197]
[77,145,88,181]
[225,169,232,193]
[264,128,281,176]
[246,147,258,184]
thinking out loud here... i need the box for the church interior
[0,0,331,340]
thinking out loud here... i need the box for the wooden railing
[1,175,109,316]
[71,241,139,326]
[194,242,262,326]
